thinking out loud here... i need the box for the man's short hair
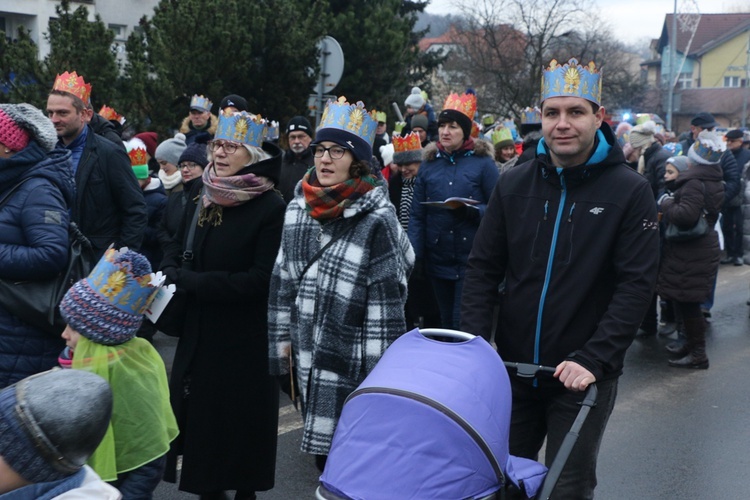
[49,90,87,113]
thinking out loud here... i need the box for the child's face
[665,164,679,181]
[61,326,81,349]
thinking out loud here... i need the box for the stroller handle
[503,361,556,378]
[419,328,476,342]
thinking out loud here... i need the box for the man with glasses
[679,112,740,315]
[278,116,315,203]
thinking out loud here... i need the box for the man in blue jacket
[46,71,147,259]
[461,58,659,499]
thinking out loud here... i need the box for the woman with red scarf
[160,110,285,499]
[268,97,414,472]
[407,91,499,329]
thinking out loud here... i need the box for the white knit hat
[404,87,425,109]
[629,121,655,150]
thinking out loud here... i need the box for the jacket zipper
[534,175,567,369]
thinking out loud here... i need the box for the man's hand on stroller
[554,361,595,392]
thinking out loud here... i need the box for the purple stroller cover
[320,328,547,499]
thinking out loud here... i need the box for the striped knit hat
[0,103,58,152]
[59,248,159,345]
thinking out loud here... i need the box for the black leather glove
[162,266,180,285]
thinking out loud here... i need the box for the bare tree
[438,0,644,118]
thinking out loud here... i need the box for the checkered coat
[268,181,414,454]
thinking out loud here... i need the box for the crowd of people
[0,58,748,499]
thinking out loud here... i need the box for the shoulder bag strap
[0,178,32,210]
[181,188,204,271]
[298,210,369,281]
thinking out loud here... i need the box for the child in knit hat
[155,133,188,193]
[58,248,178,498]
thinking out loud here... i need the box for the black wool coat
[657,163,724,303]
[161,172,286,493]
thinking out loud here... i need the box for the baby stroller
[315,328,598,500]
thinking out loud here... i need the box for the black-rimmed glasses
[312,145,347,159]
[179,162,202,170]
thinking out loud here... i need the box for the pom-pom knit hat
[59,248,159,346]
[405,86,426,109]
[155,133,188,165]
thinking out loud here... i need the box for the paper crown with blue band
[83,248,158,317]
[541,58,602,105]
[215,111,267,148]
[521,107,542,124]
[190,94,213,112]
[318,96,378,147]
[688,130,726,165]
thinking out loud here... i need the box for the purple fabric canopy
[320,328,547,499]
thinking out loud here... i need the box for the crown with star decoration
[128,147,148,168]
[318,97,378,147]
[215,111,267,148]
[52,71,92,103]
[541,58,601,105]
[442,92,477,120]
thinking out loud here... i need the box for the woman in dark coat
[161,111,285,499]
[657,130,725,369]
[0,103,74,388]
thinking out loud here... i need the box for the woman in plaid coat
[268,98,414,471]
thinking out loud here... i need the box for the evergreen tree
[132,0,327,131]
[326,0,441,115]
[45,0,120,108]
[0,27,48,106]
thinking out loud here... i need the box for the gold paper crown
[393,132,421,153]
[541,58,601,105]
[52,71,92,103]
[190,94,213,112]
[128,147,148,167]
[98,105,124,124]
[318,97,378,146]
[215,111,267,148]
[442,92,477,121]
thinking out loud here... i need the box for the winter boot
[668,317,709,369]
[664,330,688,358]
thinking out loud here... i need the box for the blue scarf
[59,125,88,176]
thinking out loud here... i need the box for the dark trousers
[430,275,464,330]
[721,205,743,258]
[110,454,167,500]
[508,377,618,500]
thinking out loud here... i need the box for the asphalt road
[154,264,750,499]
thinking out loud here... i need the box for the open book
[420,197,480,209]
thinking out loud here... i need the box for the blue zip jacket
[461,124,659,384]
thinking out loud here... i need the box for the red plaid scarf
[302,169,379,220]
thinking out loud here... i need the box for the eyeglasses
[209,140,239,154]
[312,145,348,159]
[179,162,202,170]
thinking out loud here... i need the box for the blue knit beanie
[59,248,157,345]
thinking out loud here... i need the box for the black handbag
[0,179,95,335]
[663,182,710,242]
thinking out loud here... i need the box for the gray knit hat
[0,103,58,152]
[0,369,112,483]
[155,133,187,165]
[411,114,428,132]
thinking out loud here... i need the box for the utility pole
[666,0,677,132]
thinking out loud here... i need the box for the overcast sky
[424,0,743,45]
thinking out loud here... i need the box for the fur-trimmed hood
[422,138,494,162]
[179,114,219,136]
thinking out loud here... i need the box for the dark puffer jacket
[408,139,499,280]
[657,163,724,303]
[0,143,75,388]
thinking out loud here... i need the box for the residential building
[0,0,158,61]
[641,13,750,132]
